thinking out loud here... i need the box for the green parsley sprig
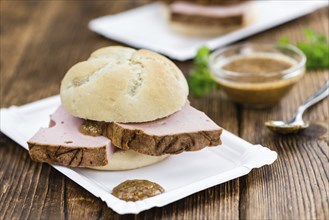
[279,29,329,70]
[188,46,218,96]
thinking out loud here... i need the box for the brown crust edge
[28,142,108,167]
[105,123,223,156]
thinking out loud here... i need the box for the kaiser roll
[60,46,188,122]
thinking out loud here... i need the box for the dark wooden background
[1,1,328,219]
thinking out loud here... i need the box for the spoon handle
[293,80,329,122]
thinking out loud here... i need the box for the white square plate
[89,1,328,61]
[0,96,277,214]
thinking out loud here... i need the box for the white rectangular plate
[89,1,328,61]
[0,96,277,214]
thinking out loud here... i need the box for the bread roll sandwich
[27,46,223,170]
[167,0,251,37]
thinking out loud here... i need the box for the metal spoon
[265,80,329,134]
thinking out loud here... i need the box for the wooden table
[1,1,328,219]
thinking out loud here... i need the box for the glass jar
[209,43,306,108]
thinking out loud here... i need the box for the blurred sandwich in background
[165,0,252,37]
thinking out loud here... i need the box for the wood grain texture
[237,8,329,220]
[1,1,328,219]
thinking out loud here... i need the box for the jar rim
[209,43,306,79]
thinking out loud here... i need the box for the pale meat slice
[105,103,222,156]
[28,106,113,167]
[169,1,248,27]
[170,1,249,18]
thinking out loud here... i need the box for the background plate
[88,1,328,61]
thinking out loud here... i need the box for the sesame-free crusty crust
[60,46,189,123]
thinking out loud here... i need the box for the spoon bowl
[265,80,329,134]
[265,120,308,134]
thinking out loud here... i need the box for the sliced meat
[173,0,248,6]
[169,1,249,18]
[169,1,249,27]
[28,103,222,165]
[171,13,243,26]
[28,106,113,167]
[104,103,222,156]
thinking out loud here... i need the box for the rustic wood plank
[0,1,328,219]
[1,0,143,107]
[238,8,329,219]
[0,1,42,91]
[1,1,62,106]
